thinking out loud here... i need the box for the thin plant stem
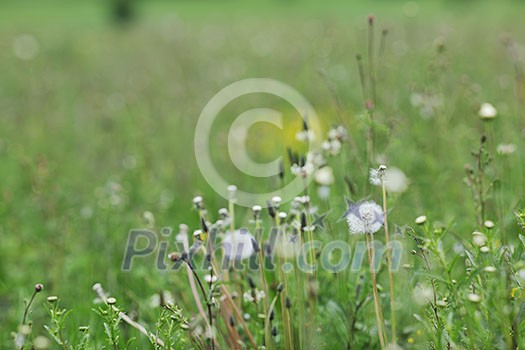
[180,226,211,328]
[220,284,258,348]
[303,180,318,301]
[274,216,292,350]
[356,54,367,105]
[22,289,39,325]
[184,258,215,350]
[365,233,386,349]
[367,15,377,172]
[368,16,377,107]
[256,216,271,349]
[207,246,258,349]
[381,176,396,344]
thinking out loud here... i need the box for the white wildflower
[384,167,409,193]
[415,215,427,225]
[33,336,51,350]
[227,185,237,202]
[436,299,447,307]
[413,284,433,305]
[471,231,486,247]
[410,92,443,118]
[291,161,315,178]
[317,185,331,200]
[149,291,174,308]
[307,151,325,167]
[13,34,39,61]
[143,211,155,227]
[328,125,348,141]
[272,196,282,206]
[204,274,218,283]
[467,293,481,303]
[497,143,517,155]
[243,289,266,303]
[344,200,384,235]
[369,168,382,186]
[296,130,315,142]
[315,166,334,186]
[479,102,497,119]
[223,228,255,260]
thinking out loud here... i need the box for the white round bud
[484,220,495,229]
[415,215,427,225]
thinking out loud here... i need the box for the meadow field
[1,0,525,349]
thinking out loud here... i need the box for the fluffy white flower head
[223,228,255,260]
[384,167,409,193]
[369,168,382,186]
[345,200,384,235]
[479,102,497,119]
[315,166,334,186]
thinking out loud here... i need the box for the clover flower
[344,200,384,234]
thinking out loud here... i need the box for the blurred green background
[1,0,524,347]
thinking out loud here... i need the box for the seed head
[344,200,384,235]
[285,296,292,308]
[272,196,282,206]
[193,196,202,209]
[34,283,44,293]
[168,252,182,262]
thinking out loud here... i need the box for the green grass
[1,0,525,349]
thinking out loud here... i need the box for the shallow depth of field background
[1,0,524,348]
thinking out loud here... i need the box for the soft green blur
[1,0,524,348]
